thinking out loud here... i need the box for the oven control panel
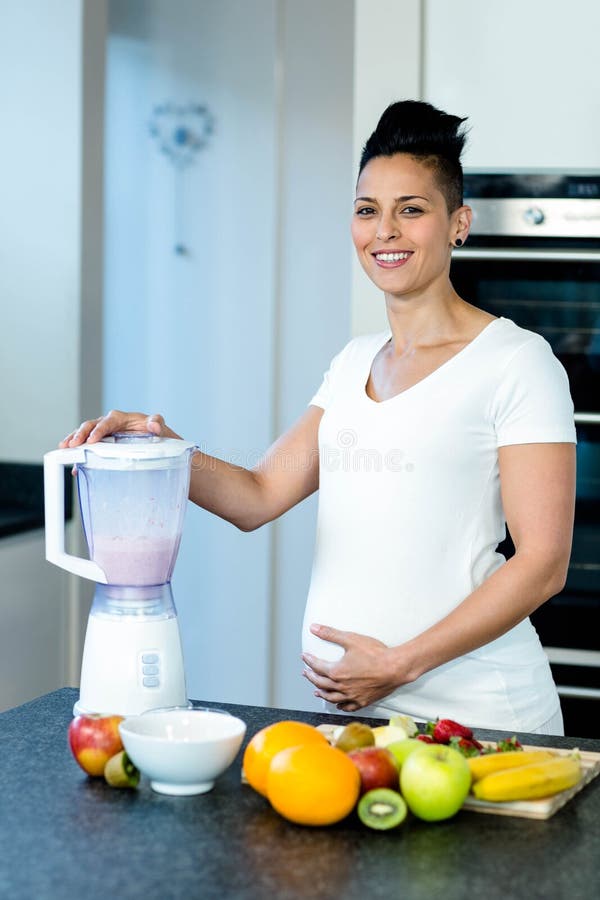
[463,173,600,240]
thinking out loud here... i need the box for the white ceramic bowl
[119,709,246,795]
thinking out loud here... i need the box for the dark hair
[359,100,469,212]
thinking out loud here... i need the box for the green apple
[387,738,425,772]
[399,743,471,821]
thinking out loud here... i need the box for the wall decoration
[149,102,215,255]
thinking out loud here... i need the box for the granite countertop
[0,688,598,900]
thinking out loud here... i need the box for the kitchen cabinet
[1,688,599,899]
[0,534,67,711]
[0,463,77,712]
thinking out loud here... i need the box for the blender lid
[80,434,197,460]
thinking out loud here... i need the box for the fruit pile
[68,715,140,789]
[242,715,582,830]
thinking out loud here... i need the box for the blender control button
[143,676,160,688]
[143,664,159,676]
[142,653,159,664]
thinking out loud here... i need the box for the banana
[468,750,554,782]
[472,755,581,802]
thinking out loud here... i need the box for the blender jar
[77,435,192,587]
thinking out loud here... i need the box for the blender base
[77,589,188,716]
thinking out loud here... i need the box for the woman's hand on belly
[301,624,413,712]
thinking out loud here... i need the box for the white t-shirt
[304,317,576,730]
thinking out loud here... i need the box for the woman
[62,101,576,733]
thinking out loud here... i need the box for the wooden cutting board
[462,742,600,819]
[313,726,600,820]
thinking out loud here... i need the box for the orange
[243,720,327,797]
[266,742,361,826]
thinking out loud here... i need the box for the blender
[44,434,196,716]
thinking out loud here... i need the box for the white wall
[0,0,105,461]
[424,0,600,169]
[0,0,106,709]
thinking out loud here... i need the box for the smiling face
[351,153,470,301]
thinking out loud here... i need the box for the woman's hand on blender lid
[59,411,167,448]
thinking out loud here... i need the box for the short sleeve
[491,336,576,447]
[309,342,352,410]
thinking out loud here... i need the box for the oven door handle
[544,647,600,667]
[456,248,600,262]
[574,412,600,424]
[556,685,600,701]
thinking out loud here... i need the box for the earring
[454,238,463,247]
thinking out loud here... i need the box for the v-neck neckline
[363,317,505,406]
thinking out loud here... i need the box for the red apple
[68,715,124,777]
[348,747,399,795]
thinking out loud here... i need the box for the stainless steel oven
[451,172,600,737]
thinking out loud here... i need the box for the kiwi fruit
[335,722,375,753]
[104,750,140,788]
[357,788,408,830]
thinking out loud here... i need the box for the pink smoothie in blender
[91,535,180,586]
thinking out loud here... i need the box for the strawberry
[416,734,436,743]
[495,736,523,753]
[448,736,484,757]
[481,735,523,755]
[426,718,474,743]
